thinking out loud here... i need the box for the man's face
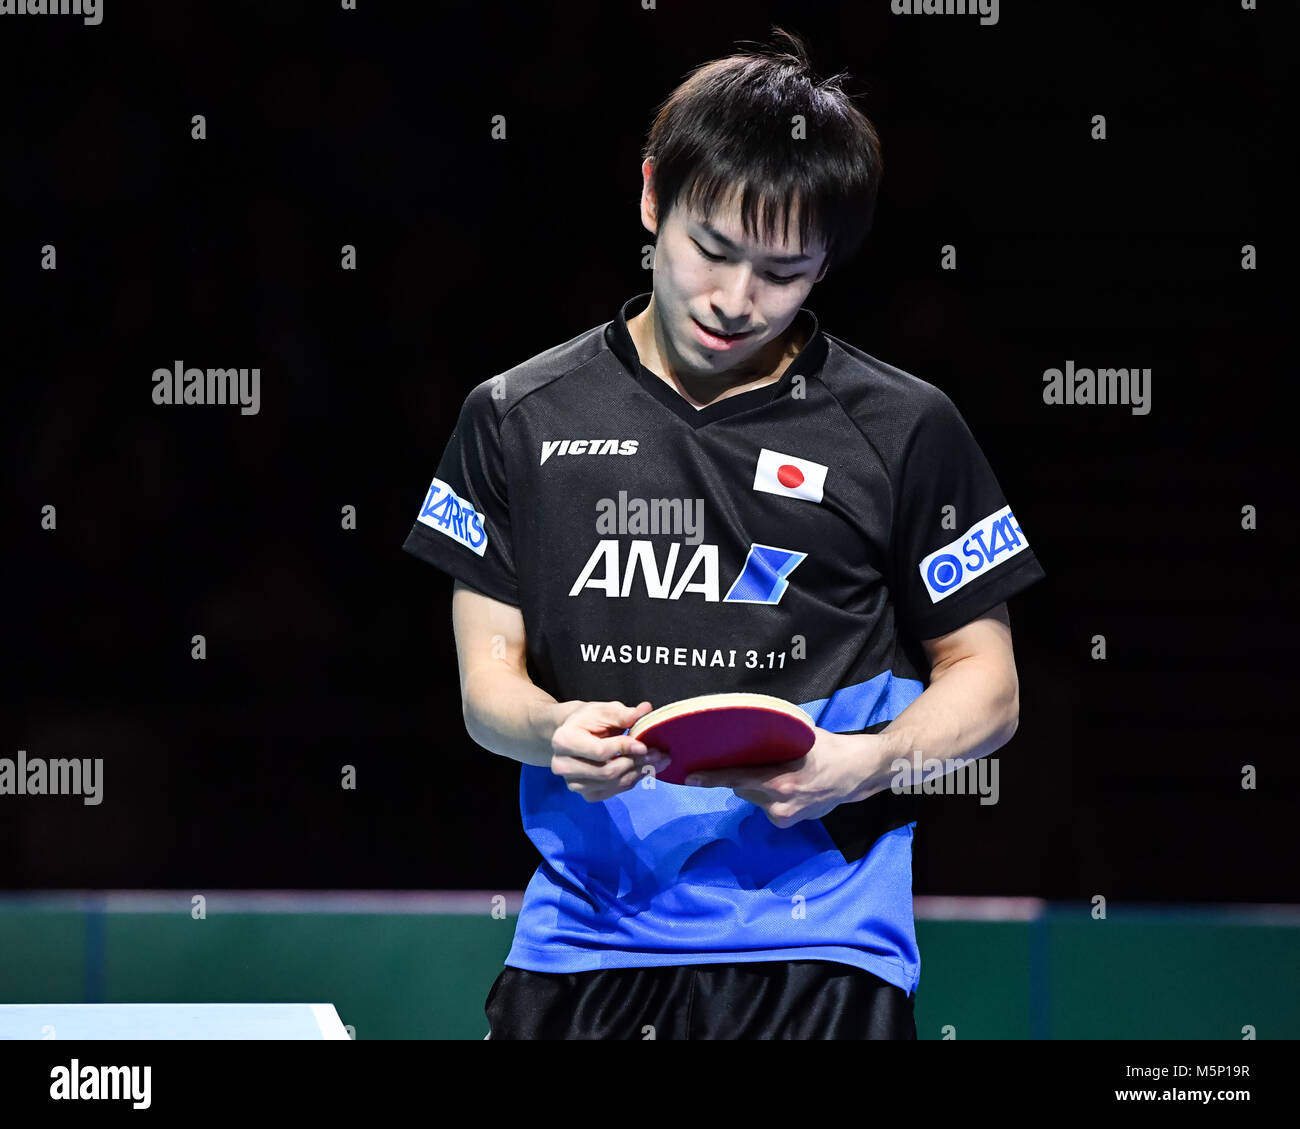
[640,161,828,380]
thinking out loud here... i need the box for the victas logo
[416,477,488,556]
[541,439,638,465]
[570,540,805,604]
[919,505,1029,603]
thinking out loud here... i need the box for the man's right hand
[550,700,668,802]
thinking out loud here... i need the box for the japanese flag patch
[752,449,827,504]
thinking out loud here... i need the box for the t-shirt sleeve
[890,388,1045,640]
[401,380,519,607]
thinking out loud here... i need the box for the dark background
[1,0,1292,899]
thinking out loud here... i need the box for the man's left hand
[684,727,888,827]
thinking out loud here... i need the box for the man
[402,29,1045,1039]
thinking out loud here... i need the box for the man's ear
[640,158,658,233]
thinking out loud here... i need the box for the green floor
[1,902,1294,1038]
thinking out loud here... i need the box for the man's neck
[627,303,806,410]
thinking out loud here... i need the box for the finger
[685,769,735,788]
[597,699,654,729]
[561,752,657,784]
[566,753,666,797]
[562,731,650,764]
[606,759,659,796]
[569,773,634,802]
[553,750,668,788]
[616,764,647,790]
[590,754,637,781]
[557,755,625,783]
[685,762,791,789]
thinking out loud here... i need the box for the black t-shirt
[401,292,1046,985]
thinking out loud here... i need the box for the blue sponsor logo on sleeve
[919,505,1028,603]
[417,477,489,557]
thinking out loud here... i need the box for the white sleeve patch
[416,477,489,557]
[919,505,1029,603]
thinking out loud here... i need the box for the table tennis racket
[628,692,816,786]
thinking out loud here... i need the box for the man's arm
[452,581,661,801]
[684,603,1021,823]
[878,601,1020,778]
[452,579,580,767]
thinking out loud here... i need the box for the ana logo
[920,505,1028,603]
[416,477,488,556]
[569,540,805,604]
[752,448,827,503]
[541,439,639,465]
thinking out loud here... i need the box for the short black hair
[641,27,883,275]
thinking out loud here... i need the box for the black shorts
[484,960,916,1040]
